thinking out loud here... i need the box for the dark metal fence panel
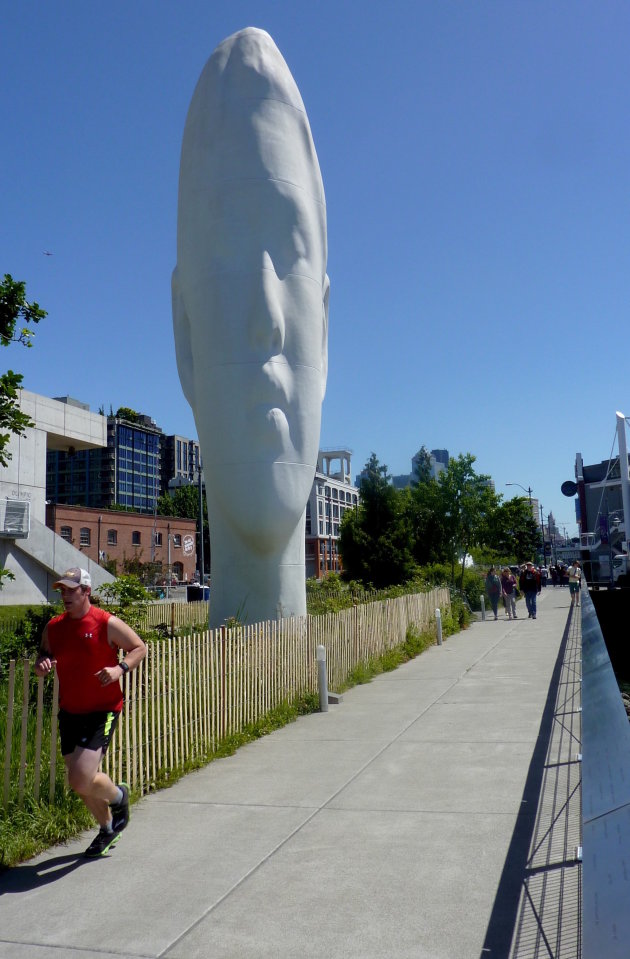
[581,583,630,958]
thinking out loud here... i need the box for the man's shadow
[0,852,97,894]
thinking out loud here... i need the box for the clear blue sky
[3,1,629,537]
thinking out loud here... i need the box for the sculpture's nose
[248,251,285,357]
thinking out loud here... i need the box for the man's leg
[65,747,119,827]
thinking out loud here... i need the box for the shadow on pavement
[0,852,92,894]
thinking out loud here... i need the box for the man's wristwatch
[119,660,130,675]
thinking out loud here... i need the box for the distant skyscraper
[431,449,449,467]
[161,434,202,491]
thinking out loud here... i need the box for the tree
[115,406,139,422]
[406,476,451,567]
[157,482,209,575]
[0,275,46,588]
[433,454,498,587]
[0,274,46,347]
[411,446,432,485]
[339,454,416,588]
[0,275,47,468]
[484,496,540,563]
[99,575,151,633]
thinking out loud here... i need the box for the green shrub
[0,604,60,670]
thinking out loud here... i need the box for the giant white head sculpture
[173,28,329,626]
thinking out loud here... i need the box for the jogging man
[33,568,146,858]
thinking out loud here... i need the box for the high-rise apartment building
[161,434,202,491]
[47,402,163,514]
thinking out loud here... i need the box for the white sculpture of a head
[173,28,329,626]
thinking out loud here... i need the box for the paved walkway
[0,588,581,959]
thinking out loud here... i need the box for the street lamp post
[506,482,533,503]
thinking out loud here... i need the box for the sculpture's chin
[207,461,314,556]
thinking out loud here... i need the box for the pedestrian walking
[519,561,541,619]
[567,560,582,606]
[33,568,146,858]
[501,567,518,619]
[485,566,502,620]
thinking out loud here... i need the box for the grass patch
[339,622,437,691]
[0,792,93,870]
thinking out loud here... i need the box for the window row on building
[46,503,199,583]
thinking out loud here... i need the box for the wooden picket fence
[1,588,449,810]
[140,600,209,632]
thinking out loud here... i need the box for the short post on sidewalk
[317,645,329,713]
[435,608,443,646]
[480,596,486,621]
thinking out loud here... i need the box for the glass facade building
[47,412,163,514]
[114,422,161,512]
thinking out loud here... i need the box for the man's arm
[95,616,147,687]
[33,624,56,677]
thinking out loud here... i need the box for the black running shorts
[58,709,121,756]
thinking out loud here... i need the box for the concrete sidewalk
[0,587,580,959]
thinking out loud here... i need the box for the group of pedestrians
[485,559,583,622]
[484,566,523,621]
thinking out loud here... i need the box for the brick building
[45,504,198,583]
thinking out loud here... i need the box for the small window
[173,561,184,581]
[107,529,117,545]
[154,531,163,547]
[60,526,72,542]
[80,527,90,547]
[173,534,182,548]
[132,531,141,546]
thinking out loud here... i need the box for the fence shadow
[479,605,582,958]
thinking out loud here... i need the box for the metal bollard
[480,596,486,621]
[316,645,329,713]
[435,608,443,646]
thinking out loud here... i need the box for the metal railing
[581,582,630,958]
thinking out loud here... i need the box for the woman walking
[485,566,502,620]
[501,567,518,619]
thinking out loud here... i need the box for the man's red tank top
[47,606,123,714]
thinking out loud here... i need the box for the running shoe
[110,782,130,833]
[84,828,120,858]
